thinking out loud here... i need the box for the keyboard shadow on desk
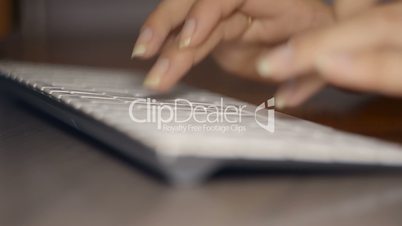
[8,96,167,184]
[9,97,402,186]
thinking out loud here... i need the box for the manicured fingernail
[275,97,286,109]
[179,19,196,49]
[256,61,271,77]
[316,53,352,76]
[143,76,161,89]
[132,28,153,58]
[143,58,170,89]
[275,79,298,110]
[257,44,294,78]
[132,44,147,58]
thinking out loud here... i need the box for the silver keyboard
[1,61,402,184]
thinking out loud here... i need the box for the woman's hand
[132,0,333,94]
[257,0,402,107]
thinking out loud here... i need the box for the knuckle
[288,36,310,57]
[146,10,165,26]
[356,56,383,90]
[288,32,316,51]
[288,29,328,58]
[374,54,392,85]
[144,13,161,30]
[213,52,244,75]
[145,5,174,30]
[288,37,303,52]
[370,7,400,31]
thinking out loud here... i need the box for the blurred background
[1,0,158,65]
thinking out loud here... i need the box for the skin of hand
[257,0,402,107]
[274,0,380,108]
[131,0,334,108]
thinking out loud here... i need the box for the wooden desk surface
[1,37,402,226]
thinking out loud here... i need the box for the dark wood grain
[1,34,402,226]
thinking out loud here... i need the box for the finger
[275,76,326,109]
[179,0,333,48]
[212,42,268,79]
[335,0,379,19]
[177,0,245,49]
[241,0,334,44]
[316,50,402,96]
[131,0,196,59]
[212,0,334,78]
[256,2,402,82]
[144,13,249,91]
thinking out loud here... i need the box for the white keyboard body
[1,61,401,184]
